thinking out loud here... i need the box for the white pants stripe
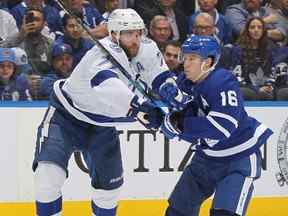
[39,106,56,153]
[235,177,253,215]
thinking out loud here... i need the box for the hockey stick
[54,0,168,112]
[74,151,89,173]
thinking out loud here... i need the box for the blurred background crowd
[0,0,287,101]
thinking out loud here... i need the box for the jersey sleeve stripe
[207,115,231,138]
[202,124,268,157]
[208,111,238,128]
[90,70,119,88]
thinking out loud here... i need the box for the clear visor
[178,51,203,64]
[120,28,147,37]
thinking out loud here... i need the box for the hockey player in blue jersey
[160,35,273,216]
[31,8,187,216]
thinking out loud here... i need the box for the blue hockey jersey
[177,68,273,161]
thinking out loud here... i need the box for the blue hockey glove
[161,111,184,139]
[129,96,164,130]
[159,78,193,111]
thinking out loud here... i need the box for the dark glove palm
[129,96,164,130]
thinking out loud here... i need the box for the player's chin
[129,47,139,57]
[184,71,193,80]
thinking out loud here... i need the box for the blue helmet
[0,48,16,64]
[181,35,221,62]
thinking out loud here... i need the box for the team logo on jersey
[109,43,122,53]
[203,138,219,147]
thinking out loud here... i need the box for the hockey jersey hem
[196,124,273,161]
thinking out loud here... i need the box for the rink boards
[0,101,288,215]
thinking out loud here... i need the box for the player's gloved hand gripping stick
[128,96,164,130]
[159,77,194,111]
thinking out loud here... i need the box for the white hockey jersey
[53,36,169,126]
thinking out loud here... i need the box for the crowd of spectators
[0,0,287,101]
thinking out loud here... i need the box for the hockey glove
[159,78,193,111]
[161,111,184,139]
[129,96,164,130]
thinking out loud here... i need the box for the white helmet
[107,8,145,37]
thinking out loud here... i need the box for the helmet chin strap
[109,31,121,46]
[193,59,218,83]
[115,32,120,45]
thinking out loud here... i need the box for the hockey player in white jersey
[32,8,186,216]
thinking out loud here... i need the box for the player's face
[64,18,83,40]
[119,30,142,58]
[198,0,218,12]
[248,19,264,41]
[0,61,15,81]
[150,20,172,43]
[53,54,73,77]
[164,45,181,70]
[183,53,203,81]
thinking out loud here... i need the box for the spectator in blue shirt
[40,42,73,99]
[10,0,62,37]
[56,14,94,68]
[68,0,107,38]
[216,0,241,14]
[0,47,31,100]
[6,0,22,10]
[45,0,61,11]
[189,0,232,44]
